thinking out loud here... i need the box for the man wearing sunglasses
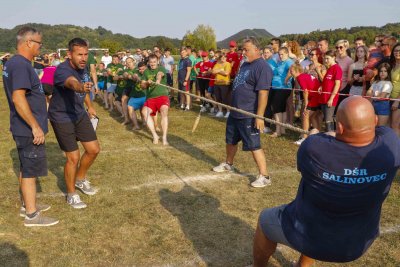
[3,26,59,226]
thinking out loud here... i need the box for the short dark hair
[164,48,170,52]
[137,62,146,68]
[148,54,158,61]
[68,38,88,52]
[325,50,336,57]
[271,38,281,46]
[16,26,41,46]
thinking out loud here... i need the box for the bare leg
[64,150,81,193]
[115,101,123,116]
[390,110,400,136]
[107,92,114,111]
[75,140,100,181]
[20,175,37,214]
[160,105,169,145]
[253,221,277,267]
[295,254,315,267]
[121,95,130,124]
[143,106,159,144]
[251,149,268,176]
[225,144,238,164]
[128,106,140,130]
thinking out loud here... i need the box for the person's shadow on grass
[0,242,29,267]
[159,185,291,266]
[9,141,66,194]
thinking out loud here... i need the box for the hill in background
[217,28,274,48]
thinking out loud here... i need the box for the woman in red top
[195,51,215,112]
[320,50,342,133]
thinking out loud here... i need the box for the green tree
[99,39,123,54]
[182,25,217,51]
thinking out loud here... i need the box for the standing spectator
[390,43,400,136]
[160,48,175,87]
[101,50,112,68]
[40,59,60,105]
[348,45,368,96]
[212,53,232,118]
[195,51,215,112]
[227,40,240,79]
[366,63,392,126]
[212,37,273,188]
[48,38,100,209]
[133,48,143,66]
[335,40,354,109]
[306,48,326,81]
[253,96,400,267]
[33,54,45,76]
[317,38,329,63]
[177,47,192,110]
[270,38,282,63]
[354,37,366,48]
[3,26,58,226]
[320,50,342,133]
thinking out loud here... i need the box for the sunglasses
[309,53,317,56]
[335,46,344,50]
[381,43,389,46]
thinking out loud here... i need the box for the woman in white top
[366,63,393,126]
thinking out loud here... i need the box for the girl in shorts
[366,63,393,126]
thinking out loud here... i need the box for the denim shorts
[373,100,390,116]
[226,116,261,151]
[259,205,293,248]
[106,83,116,93]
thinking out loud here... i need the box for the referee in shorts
[48,38,100,209]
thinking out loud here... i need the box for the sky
[1,0,399,41]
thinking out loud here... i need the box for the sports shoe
[263,127,272,134]
[224,112,230,118]
[215,111,224,118]
[200,106,207,113]
[212,162,234,173]
[251,174,272,188]
[294,137,306,146]
[184,106,190,111]
[209,107,215,114]
[67,194,87,209]
[20,204,51,217]
[180,104,185,110]
[75,179,98,195]
[24,212,59,227]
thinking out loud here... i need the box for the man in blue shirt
[48,38,100,209]
[212,37,273,188]
[3,26,58,227]
[253,96,400,266]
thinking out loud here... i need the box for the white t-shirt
[371,81,393,97]
[101,55,112,67]
[161,55,174,74]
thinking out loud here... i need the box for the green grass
[0,81,399,267]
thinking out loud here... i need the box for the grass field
[0,81,399,267]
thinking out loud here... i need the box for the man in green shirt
[128,61,147,130]
[141,54,170,145]
[106,55,124,111]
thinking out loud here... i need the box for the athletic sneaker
[184,106,190,111]
[224,112,230,118]
[212,162,234,173]
[209,107,215,114]
[24,212,59,227]
[180,104,185,110]
[294,138,306,146]
[251,174,272,188]
[67,194,87,209]
[75,179,98,195]
[20,203,51,217]
[200,106,207,113]
[215,111,224,118]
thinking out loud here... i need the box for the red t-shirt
[319,64,342,106]
[296,73,321,107]
[226,51,240,78]
[194,61,214,78]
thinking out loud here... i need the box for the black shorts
[197,78,209,97]
[123,87,132,97]
[51,115,97,152]
[13,136,47,178]
[306,106,321,111]
[226,116,261,151]
[42,83,54,96]
[115,93,122,102]
[166,73,173,86]
[270,89,291,114]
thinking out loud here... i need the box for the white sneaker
[263,127,272,134]
[294,138,306,146]
[209,107,215,114]
[200,106,207,113]
[224,112,230,118]
[67,194,87,209]
[251,174,272,188]
[212,162,234,173]
[215,111,224,118]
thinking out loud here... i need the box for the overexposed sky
[1,0,399,40]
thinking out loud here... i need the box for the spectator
[389,43,400,136]
[348,45,368,96]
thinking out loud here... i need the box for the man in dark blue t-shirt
[2,26,58,227]
[177,47,192,110]
[253,96,400,267]
[48,38,100,209]
[212,37,273,188]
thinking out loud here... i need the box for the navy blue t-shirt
[48,59,90,122]
[282,127,400,262]
[231,57,272,119]
[2,55,48,137]
[178,57,191,82]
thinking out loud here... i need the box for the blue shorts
[97,81,105,91]
[13,136,47,178]
[373,101,390,116]
[128,96,146,110]
[259,205,293,248]
[106,83,116,93]
[207,86,214,94]
[226,116,261,151]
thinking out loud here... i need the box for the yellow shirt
[213,62,231,85]
[390,67,400,99]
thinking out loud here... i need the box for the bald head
[336,96,376,137]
